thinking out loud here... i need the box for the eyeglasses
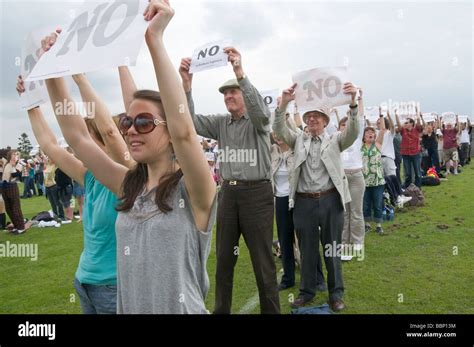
[118,113,167,135]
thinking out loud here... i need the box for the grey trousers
[293,191,345,301]
[214,181,280,314]
[342,170,366,245]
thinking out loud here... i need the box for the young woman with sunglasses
[16,75,123,314]
[42,0,217,313]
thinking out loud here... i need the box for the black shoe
[278,282,295,291]
[365,224,371,233]
[290,295,314,309]
[376,226,384,235]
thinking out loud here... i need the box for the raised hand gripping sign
[20,28,55,110]
[441,112,456,125]
[189,40,230,74]
[26,0,148,81]
[260,89,279,112]
[292,67,351,115]
[364,106,380,124]
[422,113,436,123]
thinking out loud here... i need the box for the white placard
[20,28,55,110]
[422,113,436,123]
[364,106,380,123]
[292,67,351,115]
[260,89,279,111]
[26,0,148,81]
[458,115,469,124]
[441,112,456,125]
[189,40,230,73]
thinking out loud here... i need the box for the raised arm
[293,102,303,129]
[145,0,215,225]
[395,109,402,130]
[71,73,135,169]
[17,76,87,185]
[386,108,395,134]
[375,115,386,149]
[336,83,359,151]
[272,84,299,149]
[40,30,127,195]
[118,66,138,113]
[179,57,224,140]
[224,46,271,133]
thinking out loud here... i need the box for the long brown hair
[116,90,183,214]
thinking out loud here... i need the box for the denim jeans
[402,153,422,188]
[74,277,117,314]
[363,185,385,223]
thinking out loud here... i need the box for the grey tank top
[115,177,217,314]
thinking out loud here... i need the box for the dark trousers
[275,196,295,287]
[1,183,25,230]
[384,175,402,205]
[460,143,470,166]
[402,153,422,188]
[426,147,441,173]
[22,177,31,198]
[395,154,402,185]
[46,185,64,219]
[214,181,280,314]
[293,191,344,301]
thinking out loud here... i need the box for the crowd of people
[1,0,472,314]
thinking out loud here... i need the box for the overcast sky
[0,0,472,148]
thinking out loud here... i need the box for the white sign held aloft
[364,106,380,123]
[20,28,55,110]
[260,89,279,111]
[458,115,469,124]
[422,113,436,123]
[441,112,456,125]
[292,66,351,115]
[189,40,230,74]
[26,0,148,81]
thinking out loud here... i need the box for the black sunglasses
[119,113,166,135]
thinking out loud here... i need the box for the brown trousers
[1,183,25,230]
[214,181,280,314]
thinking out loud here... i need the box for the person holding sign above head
[179,48,280,314]
[40,0,217,314]
[273,82,360,312]
[395,109,423,188]
[441,115,460,176]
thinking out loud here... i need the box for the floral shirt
[361,144,386,187]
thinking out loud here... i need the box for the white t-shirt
[460,129,470,144]
[274,161,290,197]
[341,118,365,170]
[380,131,395,160]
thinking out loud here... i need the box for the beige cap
[218,79,240,94]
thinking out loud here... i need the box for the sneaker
[453,170,458,175]
[365,224,371,233]
[375,226,384,235]
[61,218,72,225]
[11,229,26,235]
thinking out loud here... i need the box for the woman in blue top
[16,69,134,313]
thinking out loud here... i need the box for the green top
[361,144,386,187]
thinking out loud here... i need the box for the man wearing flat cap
[273,82,360,312]
[179,47,280,314]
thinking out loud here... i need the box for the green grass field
[1,166,473,314]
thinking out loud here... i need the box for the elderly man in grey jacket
[273,82,359,311]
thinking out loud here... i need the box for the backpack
[421,176,440,186]
[31,211,55,222]
[403,184,425,206]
